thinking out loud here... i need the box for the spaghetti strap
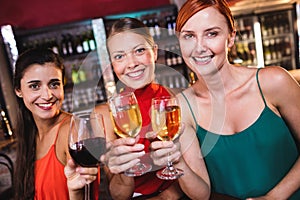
[180,91,197,125]
[256,68,267,106]
[53,115,69,144]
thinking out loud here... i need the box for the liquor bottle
[275,38,282,59]
[170,45,178,66]
[165,46,172,67]
[0,107,13,139]
[166,16,173,36]
[153,18,161,40]
[66,34,74,55]
[175,44,183,65]
[171,15,176,35]
[82,32,90,53]
[263,40,271,62]
[50,38,59,54]
[78,67,87,83]
[60,34,68,56]
[71,64,80,84]
[74,34,84,54]
[148,19,155,38]
[283,36,291,56]
[269,39,277,60]
[88,30,96,51]
[189,72,196,86]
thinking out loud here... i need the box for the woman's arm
[149,92,211,200]
[251,66,300,199]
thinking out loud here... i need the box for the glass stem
[85,183,90,200]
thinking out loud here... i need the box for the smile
[36,102,55,109]
[126,69,144,78]
[193,55,212,63]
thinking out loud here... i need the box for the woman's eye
[135,48,146,55]
[49,82,61,89]
[183,34,193,40]
[29,84,40,90]
[207,31,218,37]
[114,54,124,60]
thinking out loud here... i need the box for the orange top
[34,117,69,200]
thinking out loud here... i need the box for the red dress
[124,83,174,195]
[34,117,69,200]
[34,116,100,200]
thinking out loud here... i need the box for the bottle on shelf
[170,45,178,66]
[153,18,161,40]
[0,107,13,139]
[88,30,96,51]
[82,32,90,53]
[189,71,196,86]
[66,34,74,55]
[175,44,183,65]
[165,45,172,67]
[263,40,271,62]
[60,34,68,56]
[166,16,173,36]
[71,64,80,84]
[283,36,292,57]
[74,34,84,54]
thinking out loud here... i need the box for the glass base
[156,165,184,180]
[124,162,152,177]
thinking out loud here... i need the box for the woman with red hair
[156,0,300,199]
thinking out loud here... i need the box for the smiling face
[108,31,158,89]
[178,7,235,76]
[15,63,64,120]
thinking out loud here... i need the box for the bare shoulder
[257,66,300,105]
[176,87,196,128]
[94,103,116,141]
[57,111,72,132]
[257,66,298,89]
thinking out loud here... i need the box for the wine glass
[69,112,106,200]
[108,92,152,176]
[151,96,184,180]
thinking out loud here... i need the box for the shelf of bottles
[12,20,107,112]
[230,15,257,67]
[103,4,191,90]
[231,9,297,70]
[259,9,296,70]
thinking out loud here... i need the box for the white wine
[152,105,181,141]
[111,104,142,138]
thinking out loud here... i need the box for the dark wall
[0,0,170,29]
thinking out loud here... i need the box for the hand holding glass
[151,96,184,180]
[68,112,106,200]
[108,92,152,176]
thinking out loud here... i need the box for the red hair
[175,0,235,33]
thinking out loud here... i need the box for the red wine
[69,137,106,167]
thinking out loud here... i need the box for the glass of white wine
[108,92,152,176]
[151,96,184,180]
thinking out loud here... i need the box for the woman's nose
[195,38,207,53]
[41,87,53,99]
[126,53,138,68]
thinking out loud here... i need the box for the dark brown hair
[175,0,235,33]
[13,47,64,200]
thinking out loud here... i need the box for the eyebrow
[26,78,61,84]
[111,44,147,54]
[181,26,222,33]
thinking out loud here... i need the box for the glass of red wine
[68,112,106,200]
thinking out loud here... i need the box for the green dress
[181,69,300,199]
